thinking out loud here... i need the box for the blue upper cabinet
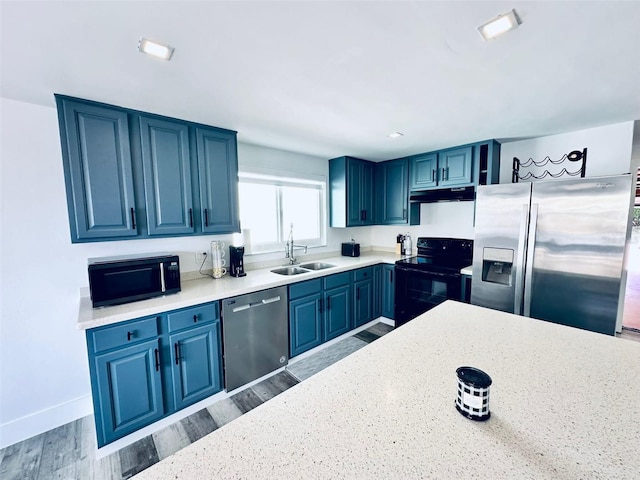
[330,156,375,227]
[409,146,475,191]
[55,95,240,242]
[410,153,438,190]
[438,146,473,187]
[57,97,137,241]
[139,116,194,236]
[375,158,415,225]
[196,127,240,234]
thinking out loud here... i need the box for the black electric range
[395,237,473,326]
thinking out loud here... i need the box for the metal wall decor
[512,148,587,183]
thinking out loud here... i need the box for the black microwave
[88,253,181,308]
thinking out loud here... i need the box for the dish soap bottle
[404,233,412,256]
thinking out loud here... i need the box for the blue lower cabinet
[324,285,351,341]
[354,267,374,327]
[373,265,383,319]
[289,273,353,357]
[382,264,395,319]
[289,293,323,357]
[169,322,223,411]
[94,339,164,446]
[87,301,223,447]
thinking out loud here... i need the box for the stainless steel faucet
[285,224,307,265]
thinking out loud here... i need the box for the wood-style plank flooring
[0,323,392,480]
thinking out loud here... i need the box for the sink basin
[299,262,336,271]
[270,266,310,276]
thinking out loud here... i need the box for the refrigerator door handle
[523,203,539,317]
[514,204,529,315]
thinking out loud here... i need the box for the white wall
[500,122,635,183]
[370,202,476,250]
[1,98,94,448]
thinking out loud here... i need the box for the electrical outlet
[195,251,207,264]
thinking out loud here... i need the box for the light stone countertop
[133,300,640,480]
[77,252,401,330]
[460,264,472,275]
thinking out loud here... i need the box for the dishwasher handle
[260,296,281,305]
[231,295,282,313]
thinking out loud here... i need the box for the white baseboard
[0,395,93,449]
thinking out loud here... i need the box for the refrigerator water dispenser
[482,248,514,286]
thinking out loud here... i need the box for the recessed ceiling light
[478,9,521,41]
[138,37,175,60]
[387,132,404,139]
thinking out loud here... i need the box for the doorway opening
[622,168,640,332]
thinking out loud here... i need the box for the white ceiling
[2,1,639,161]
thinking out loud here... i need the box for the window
[238,171,326,254]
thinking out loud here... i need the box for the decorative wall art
[512,148,587,183]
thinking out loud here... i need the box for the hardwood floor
[0,323,392,480]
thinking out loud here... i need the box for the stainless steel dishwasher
[221,286,289,391]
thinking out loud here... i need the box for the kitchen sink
[270,266,310,276]
[299,262,336,271]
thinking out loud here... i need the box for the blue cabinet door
[360,161,374,225]
[376,159,409,224]
[410,153,438,190]
[139,116,194,236]
[347,159,364,226]
[289,293,323,357]
[94,339,163,446]
[382,264,395,319]
[354,278,373,327]
[347,158,374,226]
[169,322,223,411]
[438,146,473,187]
[324,285,351,341]
[373,265,383,319]
[329,156,375,227]
[196,127,240,234]
[57,98,137,241]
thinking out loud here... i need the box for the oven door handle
[395,265,460,279]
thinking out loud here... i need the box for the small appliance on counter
[396,234,405,255]
[229,245,247,277]
[341,240,360,257]
[210,240,227,278]
[88,253,181,307]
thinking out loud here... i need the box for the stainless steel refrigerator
[471,174,633,335]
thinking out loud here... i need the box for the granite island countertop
[78,252,401,330]
[133,300,640,479]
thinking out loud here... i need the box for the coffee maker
[229,246,246,277]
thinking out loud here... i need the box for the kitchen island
[134,301,640,479]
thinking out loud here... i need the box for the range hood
[409,186,476,203]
